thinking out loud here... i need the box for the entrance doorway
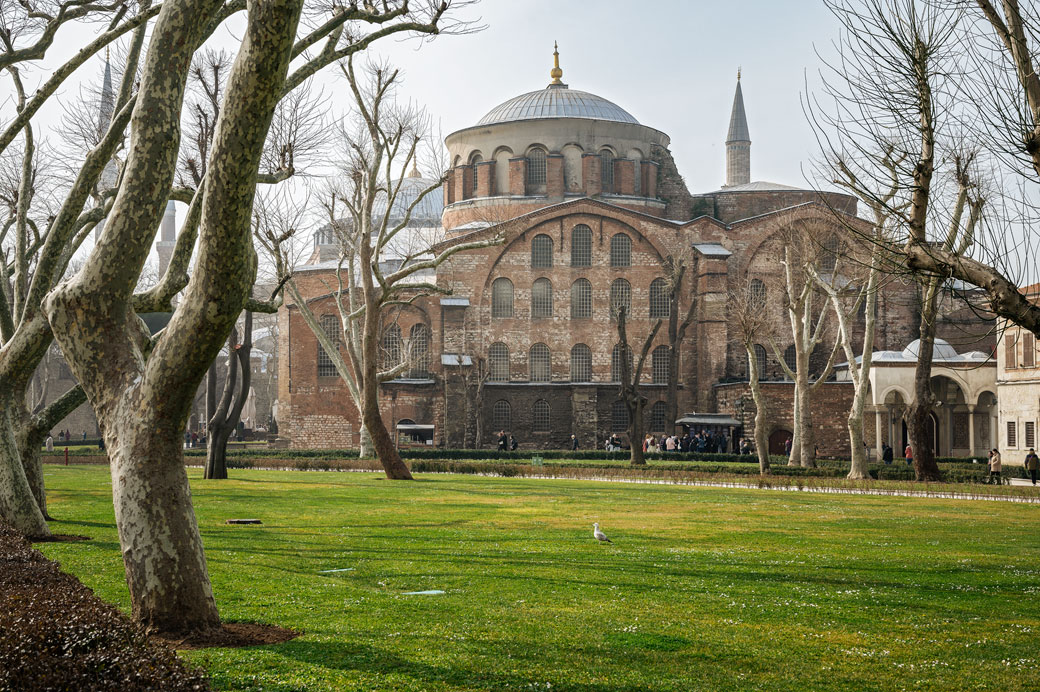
[768,429,792,456]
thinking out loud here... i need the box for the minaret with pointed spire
[94,49,119,242]
[724,69,751,188]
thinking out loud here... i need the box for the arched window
[530,343,551,382]
[470,153,483,192]
[492,400,511,430]
[649,278,670,318]
[783,344,798,376]
[489,342,509,381]
[570,278,592,319]
[821,234,841,273]
[317,314,339,377]
[611,399,629,432]
[408,323,430,378]
[380,323,402,371]
[571,224,592,266]
[527,148,547,187]
[532,278,553,319]
[652,345,670,384]
[600,149,614,193]
[650,401,668,432]
[612,343,633,382]
[610,233,631,267]
[610,278,631,320]
[533,400,551,433]
[491,278,513,318]
[752,343,768,377]
[570,344,592,381]
[749,279,767,310]
[531,234,553,268]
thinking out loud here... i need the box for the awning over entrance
[396,424,435,431]
[676,413,741,427]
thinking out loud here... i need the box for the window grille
[530,343,551,382]
[533,400,551,433]
[821,235,841,272]
[489,343,509,381]
[634,160,642,195]
[610,278,631,320]
[570,344,592,381]
[1026,333,1036,368]
[600,149,614,193]
[531,234,553,268]
[752,344,768,377]
[1006,333,1018,368]
[570,279,592,319]
[531,278,553,319]
[527,148,547,187]
[317,315,339,377]
[1027,421,1036,449]
[380,323,402,371]
[408,324,430,378]
[650,401,668,432]
[610,234,631,267]
[749,279,767,310]
[571,224,592,266]
[649,278,670,318]
[1008,421,1018,448]
[492,278,513,318]
[611,400,629,432]
[652,345,670,384]
[612,343,633,382]
[470,154,482,192]
[783,345,797,376]
[492,400,511,430]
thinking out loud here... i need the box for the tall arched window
[492,400,511,430]
[470,153,483,194]
[380,323,402,371]
[610,233,631,267]
[317,314,339,377]
[489,342,509,381]
[752,343,768,377]
[530,343,551,382]
[649,278,670,318]
[571,224,592,266]
[783,345,797,376]
[491,278,513,318]
[652,345,670,384]
[533,400,551,433]
[611,343,633,382]
[531,234,553,268]
[600,149,614,193]
[749,279,767,310]
[408,324,430,378]
[532,278,553,319]
[527,148,547,187]
[570,278,592,319]
[570,344,592,381]
[650,401,668,432]
[611,399,629,432]
[610,278,631,320]
[821,234,841,272]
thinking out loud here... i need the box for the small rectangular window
[1027,421,1036,449]
[1008,421,1018,448]
[1006,333,1018,369]
[1025,333,1036,368]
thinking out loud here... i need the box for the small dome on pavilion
[901,338,960,361]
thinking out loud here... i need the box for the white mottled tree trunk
[0,402,49,538]
[359,422,374,458]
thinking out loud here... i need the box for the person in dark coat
[882,443,894,465]
[497,431,507,451]
[570,434,579,450]
[509,435,518,451]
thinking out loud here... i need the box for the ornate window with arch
[650,401,668,432]
[600,149,614,193]
[492,400,511,430]
[529,343,551,382]
[570,344,592,381]
[531,234,553,268]
[611,399,629,432]
[527,148,547,187]
[533,400,551,433]
[491,278,513,318]
[652,345,670,384]
[611,343,633,382]
[532,278,553,319]
[489,343,509,381]
[610,278,632,320]
[317,315,340,377]
[749,279,767,309]
[408,324,430,378]
[610,233,631,267]
[570,278,592,319]
[649,278,670,318]
[380,323,402,371]
[571,224,592,266]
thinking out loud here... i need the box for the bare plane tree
[728,281,774,474]
[614,305,662,466]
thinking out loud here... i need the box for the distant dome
[476,85,639,126]
[372,172,443,223]
[902,338,959,361]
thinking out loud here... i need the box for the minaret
[95,49,119,242]
[156,201,177,278]
[724,69,751,188]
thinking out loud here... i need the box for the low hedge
[0,521,210,691]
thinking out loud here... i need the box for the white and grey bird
[593,523,613,543]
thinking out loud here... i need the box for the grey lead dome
[476,85,640,126]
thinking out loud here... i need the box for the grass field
[35,465,1040,691]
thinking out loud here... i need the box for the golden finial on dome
[550,41,564,85]
[737,66,741,81]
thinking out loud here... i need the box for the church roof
[712,180,802,193]
[476,85,639,126]
[726,78,750,143]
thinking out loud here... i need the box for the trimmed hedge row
[0,521,210,691]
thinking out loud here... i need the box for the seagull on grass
[593,523,613,543]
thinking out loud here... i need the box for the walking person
[882,443,893,465]
[571,434,579,451]
[497,431,507,451]
[1025,448,1039,486]
[904,444,913,467]
[988,448,1002,485]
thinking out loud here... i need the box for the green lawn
[36,466,1040,691]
